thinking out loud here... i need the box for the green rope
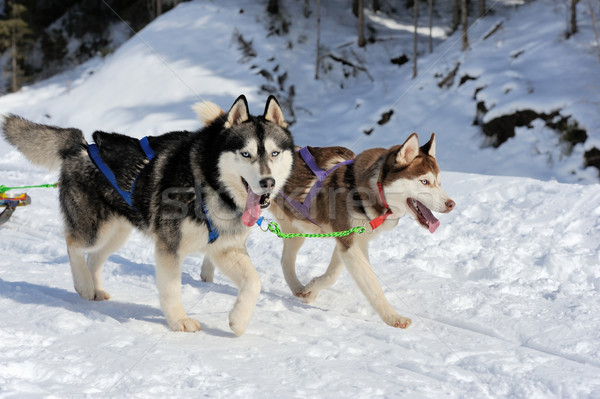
[0,183,58,194]
[264,220,365,239]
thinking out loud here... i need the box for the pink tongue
[417,201,440,234]
[241,186,262,227]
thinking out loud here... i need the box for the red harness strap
[368,170,393,230]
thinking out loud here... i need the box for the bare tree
[428,0,434,53]
[451,0,459,33]
[479,0,486,18]
[570,0,580,36]
[588,0,600,62]
[304,0,311,17]
[315,0,321,79]
[157,0,162,17]
[357,0,366,47]
[413,0,419,78]
[461,0,469,51]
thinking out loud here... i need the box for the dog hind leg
[66,235,96,300]
[338,241,411,329]
[211,248,261,336]
[155,243,201,332]
[86,219,132,300]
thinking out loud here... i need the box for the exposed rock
[584,148,600,174]
[390,54,409,66]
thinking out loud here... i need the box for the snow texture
[1,0,600,397]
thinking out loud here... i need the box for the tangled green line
[264,220,365,239]
[0,183,58,194]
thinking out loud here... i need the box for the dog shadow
[0,253,247,337]
[0,277,166,326]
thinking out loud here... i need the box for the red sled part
[0,193,31,226]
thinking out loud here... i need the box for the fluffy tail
[191,101,225,126]
[2,115,87,171]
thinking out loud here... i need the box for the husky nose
[260,177,276,192]
[445,199,455,212]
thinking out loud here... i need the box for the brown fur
[270,133,455,329]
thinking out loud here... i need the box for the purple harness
[282,146,354,224]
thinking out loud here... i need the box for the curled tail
[191,101,225,126]
[2,115,87,170]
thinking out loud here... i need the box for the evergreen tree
[0,1,33,92]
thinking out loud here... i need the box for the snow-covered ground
[1,0,599,397]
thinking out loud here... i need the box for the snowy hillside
[1,0,600,397]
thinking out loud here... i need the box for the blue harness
[88,137,219,243]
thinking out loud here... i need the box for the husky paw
[229,311,251,336]
[200,273,213,283]
[74,282,96,300]
[94,289,111,301]
[170,317,202,332]
[295,285,319,303]
[387,316,412,329]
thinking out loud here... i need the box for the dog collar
[368,168,393,231]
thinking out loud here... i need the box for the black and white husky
[1,95,295,335]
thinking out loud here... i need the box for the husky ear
[263,95,287,128]
[225,95,250,128]
[396,133,420,165]
[420,133,436,158]
[192,100,225,126]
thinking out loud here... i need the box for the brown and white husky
[269,133,455,328]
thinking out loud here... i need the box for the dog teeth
[260,193,271,208]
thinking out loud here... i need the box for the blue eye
[272,151,280,157]
[241,151,251,158]
[420,179,429,185]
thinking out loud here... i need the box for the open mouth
[241,178,271,209]
[240,178,272,227]
[407,198,440,234]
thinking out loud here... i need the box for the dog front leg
[338,242,411,329]
[281,236,306,296]
[155,243,201,332]
[298,246,344,303]
[200,256,215,282]
[211,247,261,336]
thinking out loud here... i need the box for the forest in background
[2,0,585,95]
[0,0,182,93]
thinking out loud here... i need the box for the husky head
[192,95,294,226]
[380,133,455,233]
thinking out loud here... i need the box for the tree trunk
[461,0,469,51]
[479,0,486,18]
[11,21,18,93]
[357,0,365,47]
[373,0,380,12]
[451,0,459,33]
[413,0,418,78]
[588,0,600,63]
[315,0,321,79]
[428,0,434,53]
[570,0,579,36]
[156,0,162,17]
[304,0,310,18]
